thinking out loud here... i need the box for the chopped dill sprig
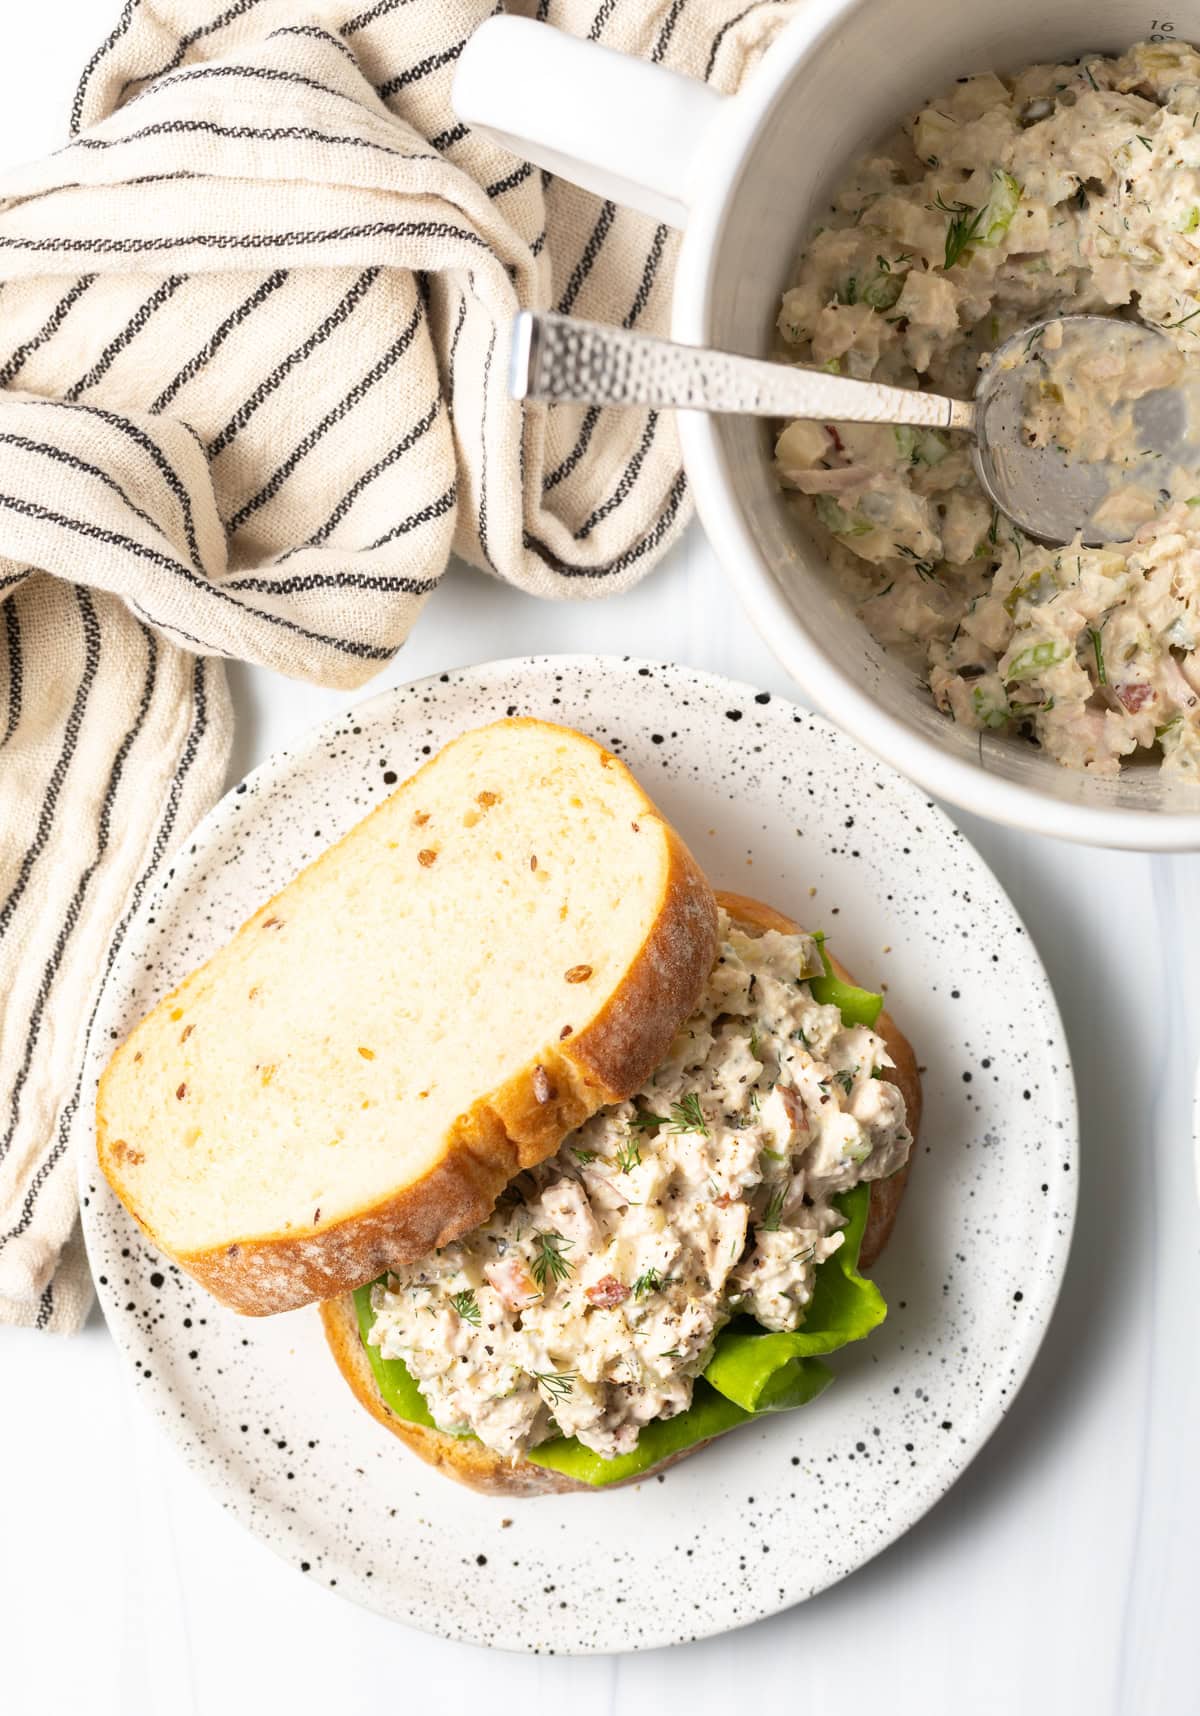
[616,1136,642,1175]
[668,1093,709,1136]
[530,1370,576,1402]
[530,1230,574,1290]
[896,543,938,580]
[1089,626,1107,685]
[628,1107,669,1131]
[833,1069,855,1097]
[572,1145,597,1165]
[633,1266,664,1298]
[759,1187,787,1232]
[450,1289,481,1326]
[933,191,985,269]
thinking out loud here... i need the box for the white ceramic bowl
[455,3,1200,850]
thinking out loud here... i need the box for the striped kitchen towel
[0,0,796,1332]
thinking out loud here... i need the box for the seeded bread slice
[97,719,719,1315]
[320,891,920,1496]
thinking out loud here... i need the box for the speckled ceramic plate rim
[79,655,1077,1653]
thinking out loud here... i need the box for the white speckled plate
[80,657,1076,1653]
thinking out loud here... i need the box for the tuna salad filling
[775,39,1200,777]
[366,912,911,1462]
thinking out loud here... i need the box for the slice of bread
[97,720,718,1315]
[321,891,921,1496]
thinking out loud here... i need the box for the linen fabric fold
[0,0,794,1331]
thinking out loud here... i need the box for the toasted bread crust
[323,893,920,1494]
[98,721,719,1316]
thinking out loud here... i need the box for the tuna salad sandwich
[98,719,919,1495]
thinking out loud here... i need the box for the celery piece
[1004,638,1069,682]
[860,267,905,311]
[894,425,919,464]
[813,494,872,538]
[971,686,1010,729]
[979,169,1022,245]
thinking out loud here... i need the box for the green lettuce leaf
[353,1282,440,1429]
[526,1382,753,1487]
[702,1182,885,1412]
[808,933,884,1027]
[349,1186,882,1485]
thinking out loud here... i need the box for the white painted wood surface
[3,13,1198,1711]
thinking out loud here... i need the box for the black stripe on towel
[70,0,137,135]
[653,0,687,60]
[486,162,534,200]
[268,23,358,64]
[704,1,764,81]
[0,621,157,1171]
[365,480,456,552]
[0,218,492,261]
[588,0,618,40]
[150,269,289,414]
[125,62,362,115]
[119,0,272,97]
[30,399,207,575]
[0,432,176,548]
[542,222,668,494]
[65,275,188,402]
[0,276,98,390]
[225,549,446,596]
[225,296,424,534]
[0,657,210,1251]
[430,121,468,152]
[542,406,599,495]
[0,586,100,945]
[343,0,414,34]
[284,396,442,552]
[0,491,394,661]
[376,36,466,101]
[208,267,380,459]
[524,467,687,579]
[573,411,659,540]
[71,118,437,167]
[475,323,498,571]
[556,201,615,316]
[2,593,21,746]
[445,289,468,406]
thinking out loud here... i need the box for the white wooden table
[4,15,1200,1713]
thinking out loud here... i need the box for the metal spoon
[510,309,1192,548]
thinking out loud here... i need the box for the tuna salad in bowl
[773,40,1200,783]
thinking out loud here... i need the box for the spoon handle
[510,310,976,432]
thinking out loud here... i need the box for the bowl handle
[451,15,726,229]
